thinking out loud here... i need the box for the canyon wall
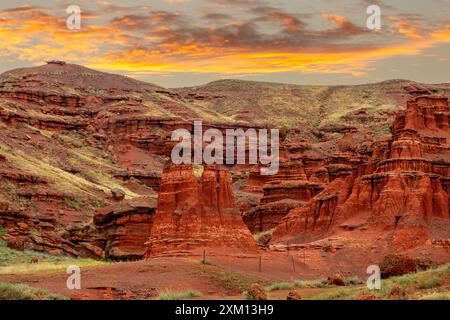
[271,95,450,252]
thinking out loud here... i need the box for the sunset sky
[0,0,449,87]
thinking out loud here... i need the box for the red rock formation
[241,137,324,233]
[272,95,450,252]
[243,198,302,233]
[94,198,155,260]
[272,173,355,243]
[1,210,105,258]
[145,164,258,257]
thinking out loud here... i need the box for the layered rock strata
[145,164,258,257]
[272,95,450,251]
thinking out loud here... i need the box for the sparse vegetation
[295,278,330,288]
[201,259,215,266]
[253,229,274,244]
[302,263,450,300]
[344,276,364,286]
[201,268,265,292]
[86,170,139,199]
[0,141,137,200]
[306,288,358,300]
[266,282,293,292]
[0,180,16,194]
[157,289,200,300]
[258,264,450,300]
[64,198,84,211]
[0,244,108,274]
[242,290,251,300]
[423,293,449,300]
[416,277,442,289]
[89,198,104,208]
[0,227,6,238]
[373,123,391,137]
[192,164,204,180]
[0,282,68,300]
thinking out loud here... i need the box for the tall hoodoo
[145,164,258,257]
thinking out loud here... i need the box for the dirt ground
[0,249,366,300]
[2,242,448,300]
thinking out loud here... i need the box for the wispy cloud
[0,1,449,81]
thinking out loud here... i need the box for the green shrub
[64,198,84,211]
[417,277,442,289]
[0,282,68,300]
[157,289,200,300]
[395,274,416,286]
[295,278,329,288]
[201,269,263,292]
[242,290,251,300]
[0,245,107,272]
[200,259,215,266]
[266,282,293,292]
[344,276,364,286]
[307,288,356,300]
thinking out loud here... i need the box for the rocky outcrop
[241,139,366,235]
[241,137,324,233]
[145,164,258,257]
[94,198,156,260]
[272,95,450,251]
[243,199,302,233]
[1,210,106,258]
[272,173,355,243]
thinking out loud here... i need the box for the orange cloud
[89,23,450,77]
[320,13,363,35]
[265,11,303,33]
[0,5,449,79]
[388,16,423,39]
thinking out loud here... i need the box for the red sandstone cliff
[272,95,450,253]
[145,164,258,257]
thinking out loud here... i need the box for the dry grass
[302,263,450,300]
[192,164,204,180]
[0,143,137,199]
[0,282,68,300]
[0,244,108,275]
[253,229,274,243]
[157,289,200,300]
[85,170,139,199]
[199,266,266,293]
[0,260,106,275]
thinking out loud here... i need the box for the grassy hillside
[177,79,450,129]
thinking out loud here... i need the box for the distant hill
[1,63,449,130]
[0,62,163,93]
